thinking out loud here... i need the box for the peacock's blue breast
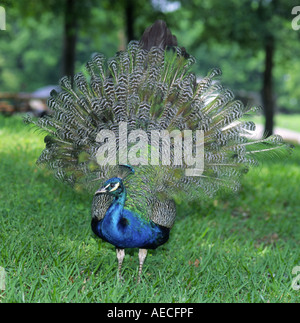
[92,208,170,249]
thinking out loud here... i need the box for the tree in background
[5,0,167,79]
[10,0,103,79]
[181,0,299,136]
[1,0,299,126]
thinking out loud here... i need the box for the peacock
[26,20,292,282]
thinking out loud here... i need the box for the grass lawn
[0,114,299,303]
[248,113,300,132]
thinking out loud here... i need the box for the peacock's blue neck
[113,188,127,207]
[102,188,127,228]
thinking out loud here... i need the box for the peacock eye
[109,182,120,192]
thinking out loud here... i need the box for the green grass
[0,114,299,303]
[248,113,300,132]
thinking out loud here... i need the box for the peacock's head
[94,177,124,197]
[94,165,134,197]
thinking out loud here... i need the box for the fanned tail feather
[25,20,292,219]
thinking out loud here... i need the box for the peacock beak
[94,187,107,195]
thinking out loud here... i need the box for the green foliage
[0,0,300,113]
[0,9,63,91]
[0,115,299,302]
[174,0,300,113]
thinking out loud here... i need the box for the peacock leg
[116,248,125,281]
[137,248,148,283]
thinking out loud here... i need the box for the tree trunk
[62,0,78,79]
[262,36,275,137]
[125,0,135,43]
